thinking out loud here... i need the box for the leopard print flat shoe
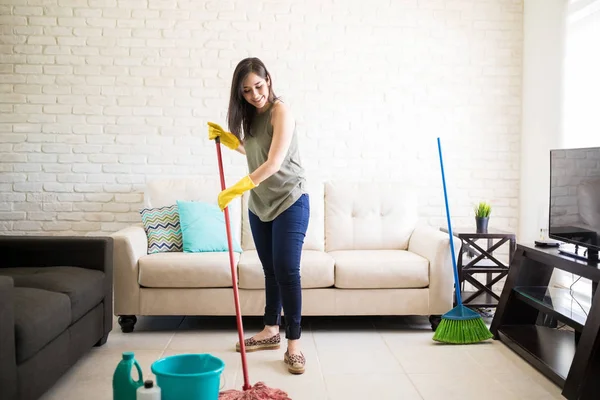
[235,333,281,352]
[284,350,305,375]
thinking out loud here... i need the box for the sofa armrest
[0,276,18,400]
[408,225,460,315]
[111,225,147,316]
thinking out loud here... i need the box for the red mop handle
[214,137,251,391]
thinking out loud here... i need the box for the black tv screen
[549,147,600,252]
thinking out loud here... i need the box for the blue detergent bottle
[113,351,144,400]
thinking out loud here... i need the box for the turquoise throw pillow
[176,200,242,253]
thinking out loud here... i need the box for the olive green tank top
[243,102,307,222]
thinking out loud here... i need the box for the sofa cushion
[13,287,71,364]
[138,252,240,288]
[324,182,418,251]
[330,250,429,289]
[0,266,106,323]
[238,250,335,289]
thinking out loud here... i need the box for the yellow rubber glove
[218,175,257,211]
[207,121,240,151]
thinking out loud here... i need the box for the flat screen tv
[549,146,600,261]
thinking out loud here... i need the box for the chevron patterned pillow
[139,204,183,254]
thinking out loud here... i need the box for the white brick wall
[0,0,523,236]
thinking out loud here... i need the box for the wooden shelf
[460,290,500,307]
[497,325,575,387]
[462,266,506,273]
[462,257,508,270]
[513,286,588,332]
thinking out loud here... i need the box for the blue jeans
[248,193,309,340]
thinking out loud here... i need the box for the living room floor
[40,315,563,400]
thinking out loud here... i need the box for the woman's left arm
[248,103,295,185]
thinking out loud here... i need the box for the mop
[212,133,291,400]
[432,137,494,344]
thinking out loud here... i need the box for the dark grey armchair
[0,236,113,400]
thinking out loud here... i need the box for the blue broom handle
[437,137,462,306]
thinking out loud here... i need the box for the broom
[212,134,291,400]
[432,137,493,344]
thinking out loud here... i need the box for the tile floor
[40,315,565,400]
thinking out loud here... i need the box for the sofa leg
[429,315,442,331]
[118,315,137,333]
[95,332,109,347]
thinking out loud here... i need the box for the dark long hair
[227,57,278,140]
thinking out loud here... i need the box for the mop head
[219,382,291,400]
[432,305,493,344]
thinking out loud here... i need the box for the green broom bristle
[433,317,493,344]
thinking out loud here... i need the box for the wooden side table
[440,227,516,308]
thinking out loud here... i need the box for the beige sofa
[111,178,459,332]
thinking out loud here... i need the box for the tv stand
[558,244,599,264]
[550,226,599,264]
[491,243,600,400]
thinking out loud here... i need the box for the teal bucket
[151,353,225,400]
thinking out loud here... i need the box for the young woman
[207,57,309,375]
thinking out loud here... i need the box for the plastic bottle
[136,380,161,400]
[113,351,144,400]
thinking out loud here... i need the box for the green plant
[474,201,491,218]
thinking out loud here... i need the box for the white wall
[0,0,524,236]
[518,0,566,244]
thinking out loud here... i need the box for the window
[562,0,600,148]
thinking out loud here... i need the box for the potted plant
[474,201,491,233]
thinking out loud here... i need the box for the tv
[549,146,600,263]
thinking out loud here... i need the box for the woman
[207,57,309,375]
